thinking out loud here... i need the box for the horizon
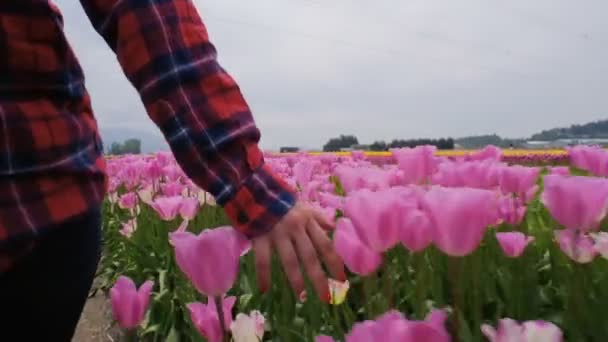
[55,0,608,150]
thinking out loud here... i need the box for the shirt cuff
[223,164,297,238]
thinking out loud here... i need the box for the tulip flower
[333,218,382,276]
[422,186,499,256]
[230,311,265,342]
[497,165,540,198]
[179,197,200,221]
[161,181,185,197]
[162,164,183,182]
[391,145,439,184]
[293,159,318,188]
[150,195,183,221]
[118,192,138,210]
[170,226,248,296]
[548,166,570,176]
[399,209,433,252]
[343,188,402,252]
[495,232,534,258]
[137,185,155,205]
[541,175,608,231]
[316,309,450,342]
[497,195,527,226]
[591,232,608,259]
[481,318,563,342]
[554,229,597,263]
[568,145,608,177]
[119,219,137,238]
[188,296,236,342]
[110,276,154,330]
[328,278,350,305]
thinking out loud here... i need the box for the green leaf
[165,326,180,342]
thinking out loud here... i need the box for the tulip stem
[448,257,463,342]
[214,296,230,342]
[124,329,138,342]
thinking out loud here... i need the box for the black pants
[0,208,102,342]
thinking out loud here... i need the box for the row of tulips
[264,146,572,166]
[101,144,608,341]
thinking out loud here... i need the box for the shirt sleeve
[78,0,296,237]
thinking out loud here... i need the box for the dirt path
[72,278,120,342]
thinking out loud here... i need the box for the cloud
[56,0,608,149]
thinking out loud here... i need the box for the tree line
[107,138,141,155]
[322,135,454,152]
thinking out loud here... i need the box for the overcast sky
[55,0,608,149]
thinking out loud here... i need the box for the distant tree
[122,138,141,154]
[323,135,359,152]
[369,140,388,151]
[108,138,142,155]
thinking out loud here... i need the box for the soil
[72,279,121,342]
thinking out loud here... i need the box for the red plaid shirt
[0,0,296,272]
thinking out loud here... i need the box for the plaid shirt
[0,0,296,272]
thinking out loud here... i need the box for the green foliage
[101,170,608,342]
[108,138,142,155]
[323,135,359,152]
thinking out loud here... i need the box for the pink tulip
[554,229,597,263]
[334,218,383,276]
[119,219,137,238]
[568,145,608,177]
[163,164,184,181]
[161,181,185,197]
[541,175,608,231]
[170,226,247,296]
[432,160,501,190]
[481,318,563,342]
[497,195,527,226]
[293,159,318,188]
[422,186,499,256]
[591,232,608,259]
[495,232,534,258]
[118,192,138,210]
[230,311,266,342]
[548,166,570,176]
[150,196,183,221]
[179,197,200,220]
[319,309,450,342]
[143,159,164,180]
[399,209,433,253]
[318,192,344,210]
[334,166,392,193]
[343,188,401,252]
[466,145,502,162]
[188,296,236,342]
[391,145,439,184]
[110,276,154,330]
[497,165,539,197]
[137,185,155,205]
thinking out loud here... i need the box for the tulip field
[102,145,608,341]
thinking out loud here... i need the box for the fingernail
[324,291,332,304]
[299,290,308,303]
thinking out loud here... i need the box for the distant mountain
[99,127,169,153]
[530,119,608,140]
[455,119,608,148]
